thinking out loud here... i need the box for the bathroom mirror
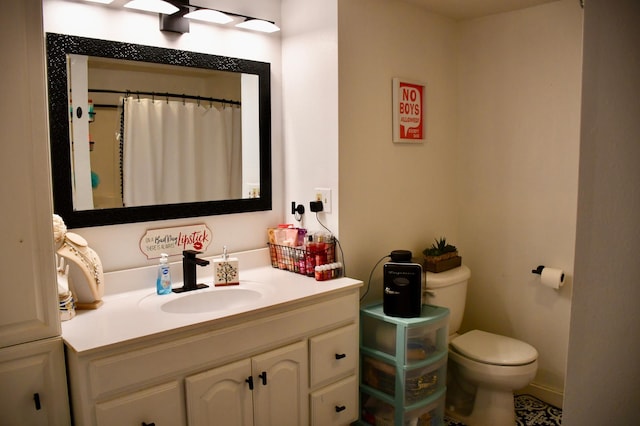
[46,33,272,228]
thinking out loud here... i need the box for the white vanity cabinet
[186,359,254,426]
[310,375,358,425]
[186,341,307,426]
[308,323,359,425]
[95,380,185,426]
[65,287,360,426]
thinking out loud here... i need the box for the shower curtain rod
[88,88,241,106]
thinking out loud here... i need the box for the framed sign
[392,77,426,143]
[139,224,212,259]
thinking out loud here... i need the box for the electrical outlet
[314,188,331,213]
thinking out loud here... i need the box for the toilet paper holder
[531,265,565,282]
[531,265,546,275]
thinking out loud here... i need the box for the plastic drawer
[361,354,446,405]
[361,304,449,365]
[360,387,445,426]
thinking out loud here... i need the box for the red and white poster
[392,78,425,143]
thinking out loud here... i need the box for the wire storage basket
[268,240,335,276]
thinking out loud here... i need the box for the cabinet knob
[33,393,41,410]
[141,423,155,426]
[259,371,268,386]
[335,353,347,360]
[246,376,254,390]
[335,405,346,413]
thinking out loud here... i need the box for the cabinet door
[0,0,59,350]
[252,341,308,426]
[309,323,358,387]
[0,338,70,426]
[186,358,254,426]
[95,381,185,426]
[310,375,358,426]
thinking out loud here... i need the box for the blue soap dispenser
[156,253,172,295]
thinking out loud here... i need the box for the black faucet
[173,250,210,293]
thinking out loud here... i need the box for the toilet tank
[424,265,471,336]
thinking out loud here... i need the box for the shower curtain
[122,97,242,207]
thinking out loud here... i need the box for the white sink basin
[138,281,272,314]
[161,288,262,314]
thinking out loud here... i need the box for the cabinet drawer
[310,375,357,426]
[309,323,357,387]
[95,381,185,426]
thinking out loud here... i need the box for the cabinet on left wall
[0,0,71,424]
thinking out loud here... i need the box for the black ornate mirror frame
[46,33,272,228]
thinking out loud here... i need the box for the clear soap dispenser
[156,253,172,295]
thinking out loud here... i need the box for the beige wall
[457,0,582,397]
[339,0,582,399]
[338,0,460,298]
[89,107,121,209]
[281,0,340,235]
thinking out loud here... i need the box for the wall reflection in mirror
[47,33,272,228]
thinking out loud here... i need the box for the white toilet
[424,265,538,426]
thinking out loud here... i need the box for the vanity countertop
[61,249,362,354]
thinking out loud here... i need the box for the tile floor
[444,394,562,426]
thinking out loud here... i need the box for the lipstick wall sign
[392,78,426,143]
[140,224,212,259]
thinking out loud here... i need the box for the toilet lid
[450,330,538,366]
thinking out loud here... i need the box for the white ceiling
[404,0,561,20]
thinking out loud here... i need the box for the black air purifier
[383,250,423,318]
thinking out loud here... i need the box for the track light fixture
[235,18,280,34]
[183,8,233,24]
[101,0,280,34]
[124,0,178,15]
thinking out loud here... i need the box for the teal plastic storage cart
[359,303,449,426]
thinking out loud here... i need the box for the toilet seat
[451,330,538,366]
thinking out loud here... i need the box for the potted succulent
[422,237,462,273]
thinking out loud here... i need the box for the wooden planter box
[423,252,462,273]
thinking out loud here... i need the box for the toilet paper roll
[540,267,565,289]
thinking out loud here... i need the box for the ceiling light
[235,18,280,33]
[124,0,179,15]
[84,0,114,4]
[184,9,233,24]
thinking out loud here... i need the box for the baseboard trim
[517,382,564,408]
